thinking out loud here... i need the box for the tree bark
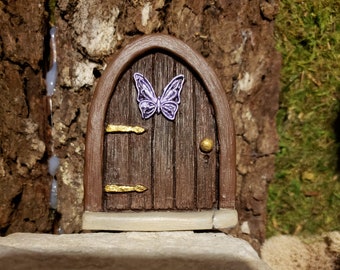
[0,0,51,234]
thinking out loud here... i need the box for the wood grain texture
[196,77,217,209]
[104,70,131,210]
[152,53,175,209]
[84,34,236,213]
[129,56,153,210]
[174,62,195,209]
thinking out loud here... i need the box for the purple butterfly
[133,72,185,121]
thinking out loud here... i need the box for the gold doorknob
[200,138,214,153]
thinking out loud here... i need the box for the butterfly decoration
[133,73,185,121]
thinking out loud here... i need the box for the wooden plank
[195,79,217,209]
[153,53,175,209]
[174,63,195,209]
[82,209,238,231]
[104,71,131,210]
[129,55,153,210]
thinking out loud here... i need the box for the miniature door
[83,35,237,231]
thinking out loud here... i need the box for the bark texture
[0,0,52,234]
[0,0,281,252]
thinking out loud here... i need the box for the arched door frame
[83,34,237,231]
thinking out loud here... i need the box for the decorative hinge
[104,184,148,193]
[106,124,146,134]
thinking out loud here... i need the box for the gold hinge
[105,184,148,193]
[106,124,146,134]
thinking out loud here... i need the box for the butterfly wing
[160,74,185,120]
[133,73,158,119]
[159,101,180,121]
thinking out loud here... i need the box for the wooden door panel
[174,63,195,209]
[104,71,131,210]
[152,53,175,209]
[103,52,218,211]
[129,57,153,210]
[196,80,217,209]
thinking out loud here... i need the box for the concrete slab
[0,232,271,270]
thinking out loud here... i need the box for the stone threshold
[0,232,271,270]
[82,209,238,231]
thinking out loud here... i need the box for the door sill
[82,209,238,231]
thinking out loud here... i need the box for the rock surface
[0,232,270,270]
[261,232,340,270]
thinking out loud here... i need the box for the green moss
[267,0,340,237]
[48,0,57,26]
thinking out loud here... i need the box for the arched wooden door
[104,52,218,211]
[83,35,237,231]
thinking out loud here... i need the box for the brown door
[103,53,218,211]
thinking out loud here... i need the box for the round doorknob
[200,138,214,153]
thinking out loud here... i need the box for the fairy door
[83,35,237,231]
[103,52,219,211]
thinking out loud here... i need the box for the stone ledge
[82,209,238,231]
[0,232,271,270]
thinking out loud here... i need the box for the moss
[48,0,57,26]
[267,0,340,237]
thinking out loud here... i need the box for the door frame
[83,34,237,230]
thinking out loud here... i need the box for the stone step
[0,232,271,270]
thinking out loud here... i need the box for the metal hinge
[104,184,148,193]
[106,124,146,134]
